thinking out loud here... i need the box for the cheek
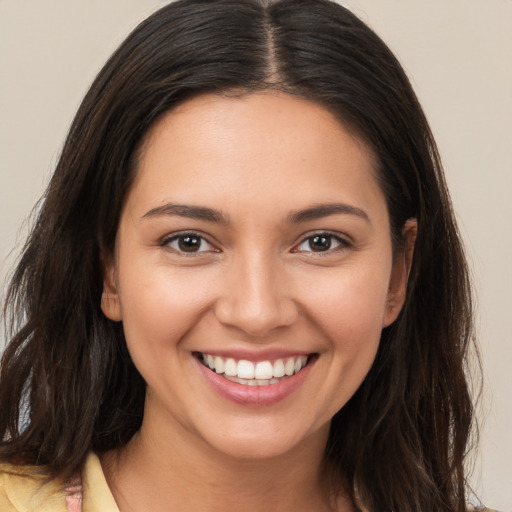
[117,261,217,356]
[299,263,391,336]
[299,266,390,415]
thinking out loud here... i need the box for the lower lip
[196,357,314,406]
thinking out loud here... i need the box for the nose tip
[215,296,298,338]
[214,264,298,338]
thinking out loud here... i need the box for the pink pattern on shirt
[64,477,83,512]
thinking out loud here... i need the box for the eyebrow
[141,201,370,225]
[141,203,229,224]
[288,203,370,224]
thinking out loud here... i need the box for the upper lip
[193,348,315,363]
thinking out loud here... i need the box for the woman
[0,0,489,510]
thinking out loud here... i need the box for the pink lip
[195,356,315,406]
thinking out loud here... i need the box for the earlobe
[100,256,123,322]
[382,218,417,327]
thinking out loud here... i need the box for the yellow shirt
[0,454,499,512]
[0,453,119,512]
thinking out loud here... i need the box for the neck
[101,407,351,512]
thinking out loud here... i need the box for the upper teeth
[202,354,308,380]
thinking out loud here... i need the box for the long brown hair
[1,1,478,510]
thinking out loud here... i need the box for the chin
[196,418,330,463]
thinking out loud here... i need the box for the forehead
[141,91,374,161]
[127,92,385,223]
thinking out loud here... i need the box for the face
[102,92,413,461]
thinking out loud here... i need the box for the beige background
[0,1,510,509]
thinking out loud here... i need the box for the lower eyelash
[160,231,215,254]
[294,232,351,254]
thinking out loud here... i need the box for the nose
[214,253,298,338]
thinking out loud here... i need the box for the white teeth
[254,361,273,380]
[237,360,255,379]
[224,376,282,386]
[214,356,224,374]
[294,356,307,374]
[284,358,295,376]
[201,353,310,383]
[273,359,285,378]
[224,358,237,376]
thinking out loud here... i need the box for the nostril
[213,297,299,337]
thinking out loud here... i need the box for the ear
[382,218,417,328]
[100,253,123,322]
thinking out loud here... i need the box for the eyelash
[292,231,351,255]
[161,231,218,255]
[161,230,350,256]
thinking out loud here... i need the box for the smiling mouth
[195,352,316,386]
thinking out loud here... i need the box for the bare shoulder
[0,461,68,512]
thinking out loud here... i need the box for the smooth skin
[101,92,416,512]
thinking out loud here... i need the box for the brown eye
[309,235,332,252]
[294,233,347,253]
[165,233,215,253]
[178,235,202,252]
